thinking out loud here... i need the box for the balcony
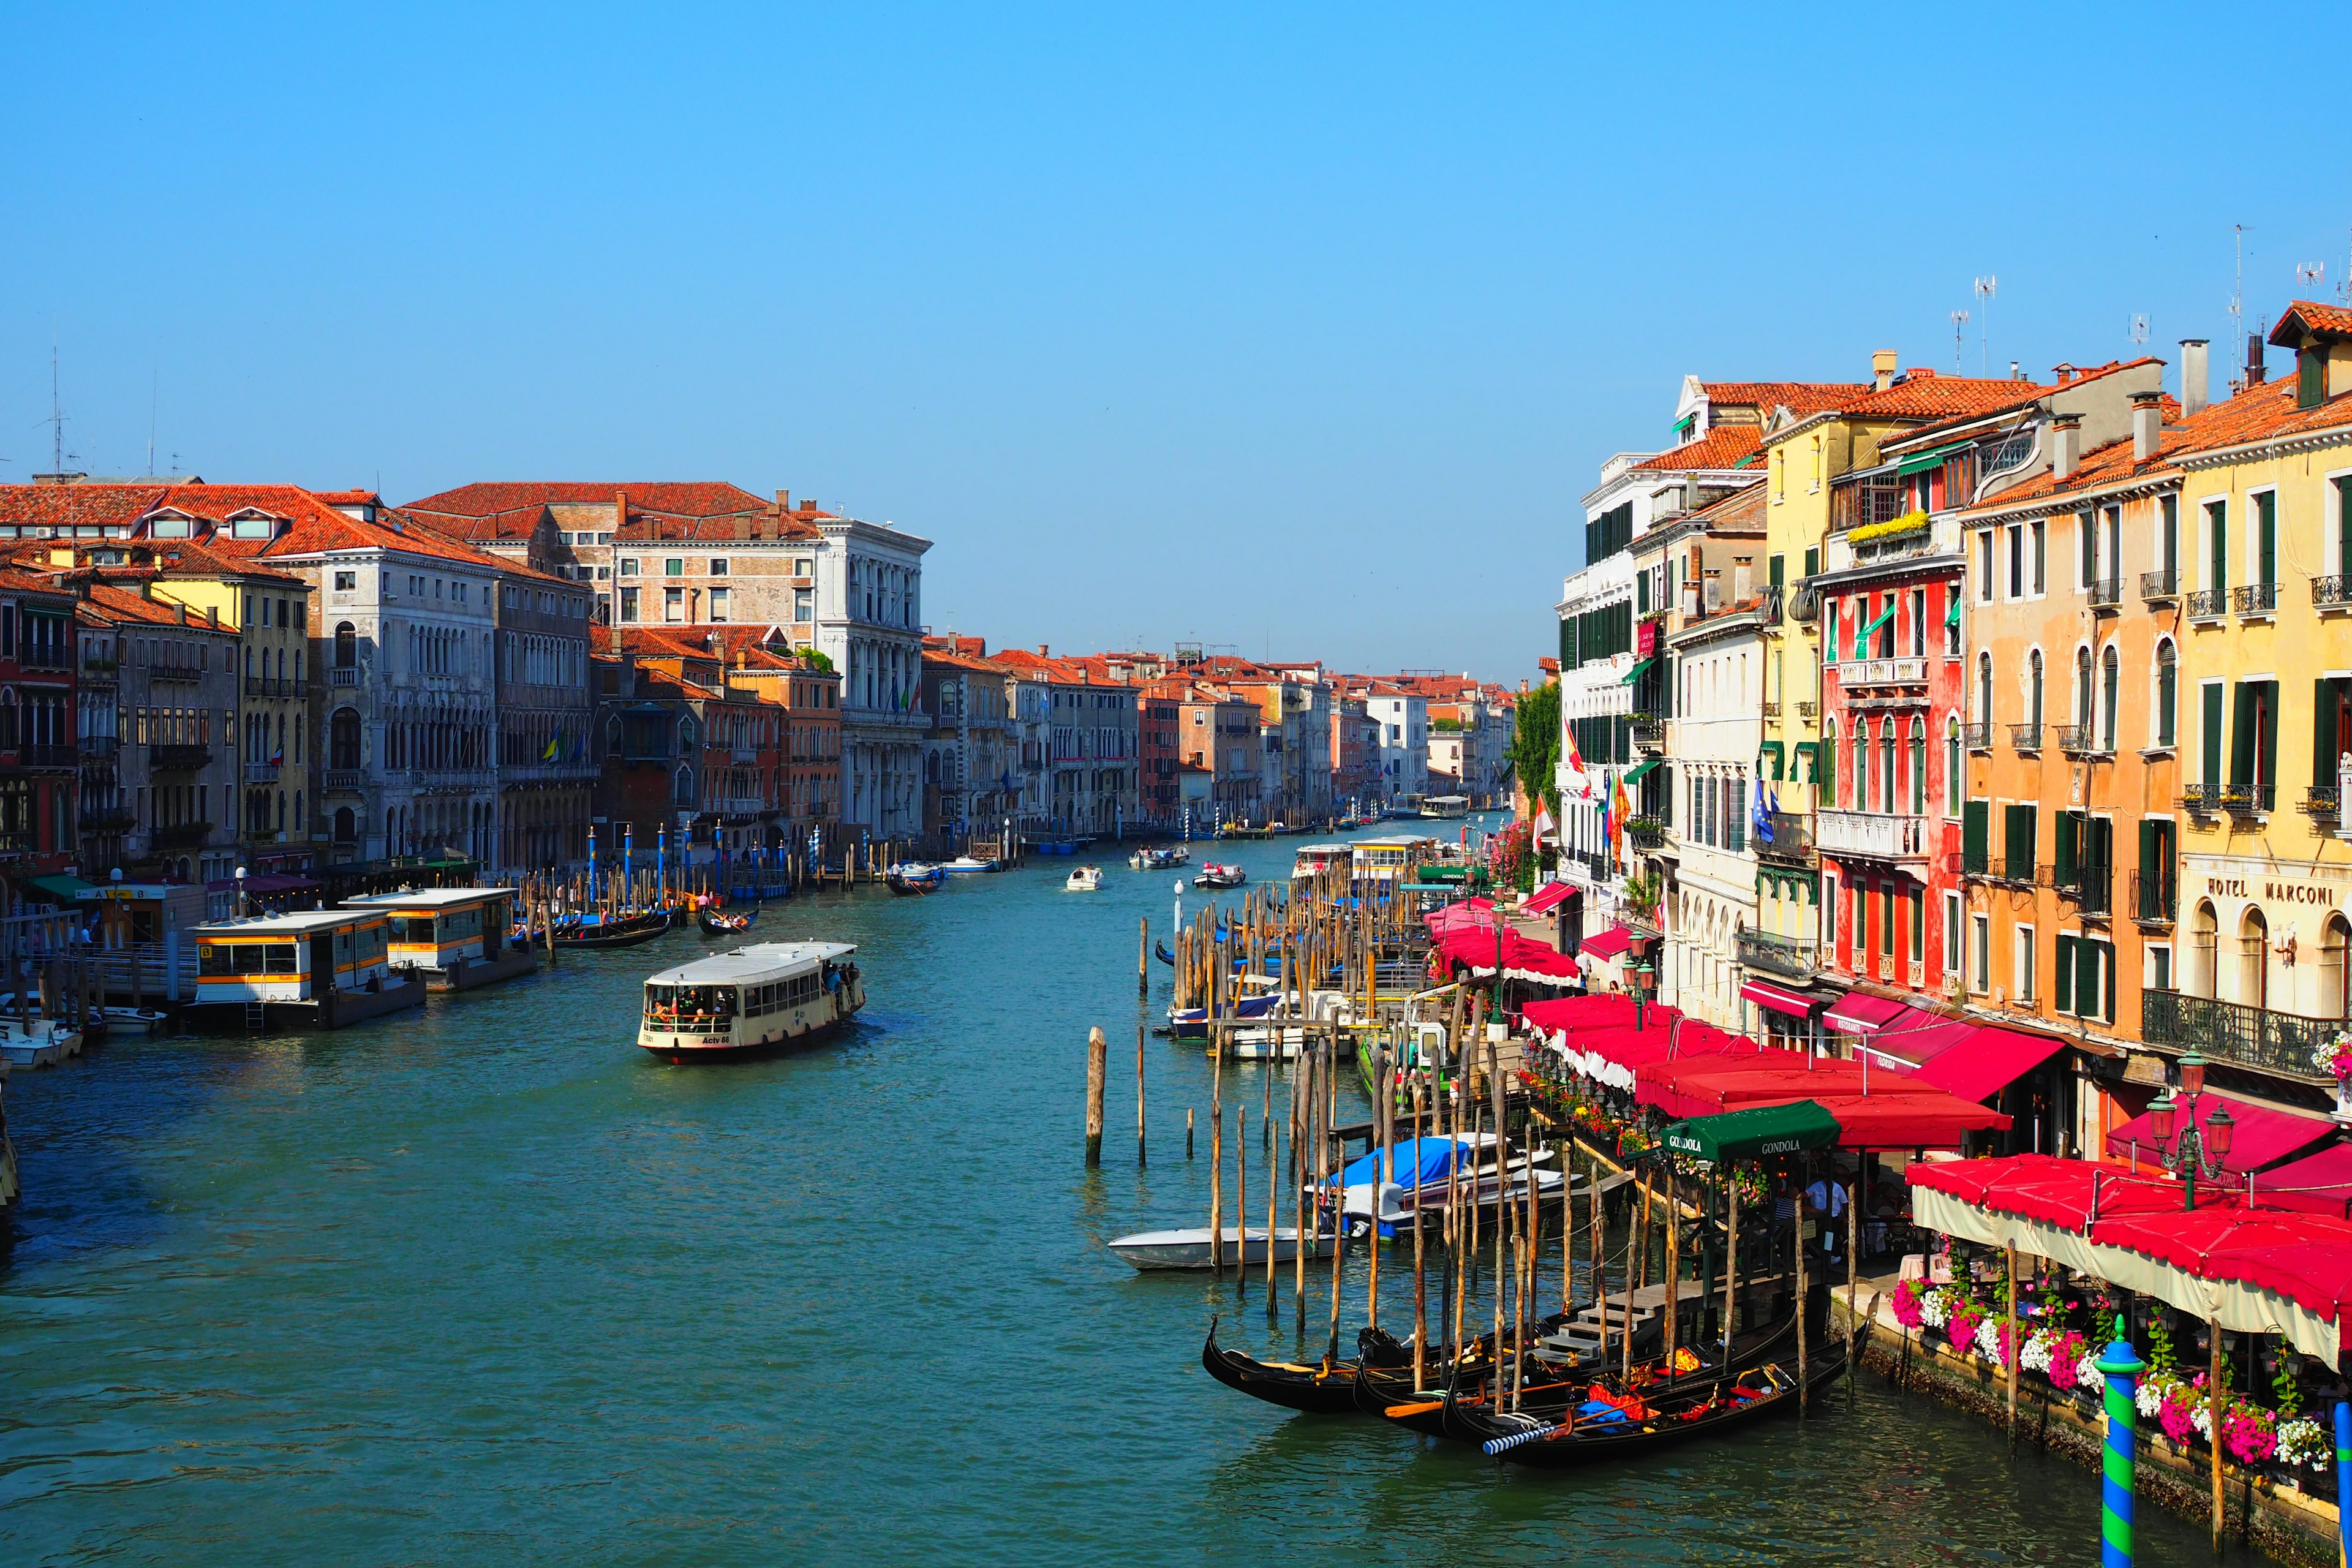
[1960,720,1993,752]
[1843,657,1929,688]
[2315,575,2352,612]
[2220,783,2275,816]
[1736,929,1817,980]
[2057,723,2111,757]
[244,675,298,698]
[323,769,364,793]
[19,744,76,768]
[1627,816,1666,849]
[1761,701,1781,718]
[2141,567,2179,603]
[2087,577,2123,612]
[2181,782,2223,814]
[244,761,279,785]
[149,820,214,850]
[2306,786,2341,820]
[2141,989,2345,1082]
[1631,718,1665,752]
[2186,588,2226,621]
[149,663,205,685]
[81,806,137,833]
[1815,808,1926,862]
[149,744,211,772]
[2234,581,2280,617]
[20,647,69,673]
[330,666,361,687]
[731,748,758,765]
[1796,701,1817,719]
[2130,867,2176,924]
[2011,722,2043,752]
[2059,861,2113,916]
[1756,812,1813,861]
[80,735,119,760]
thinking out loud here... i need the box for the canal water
[0,828,2261,1564]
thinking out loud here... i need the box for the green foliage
[1510,681,1559,816]
[2147,1313,2177,1378]
[799,647,835,672]
[2274,1354,2304,1419]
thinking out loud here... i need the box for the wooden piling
[2209,1316,2225,1551]
[2007,1243,2019,1447]
[1663,1169,1679,1378]
[1136,1025,1147,1167]
[1187,1106,1194,1158]
[1137,916,1148,997]
[1411,1071,1427,1390]
[1795,1172,1809,1412]
[1085,1026,1106,1166]
[1721,1172,1739,1351]
[1209,1042,1224,1272]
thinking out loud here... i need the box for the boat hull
[1200,1322,1363,1415]
[1110,1224,1334,1270]
[638,981,866,1062]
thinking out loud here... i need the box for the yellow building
[2158,306,2352,1101]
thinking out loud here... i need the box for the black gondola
[551,910,674,949]
[698,908,756,935]
[1200,1317,1414,1416]
[1351,1315,1565,1434]
[1155,941,1176,966]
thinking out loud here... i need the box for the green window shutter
[1769,554,1785,588]
[2054,811,2078,886]
[1819,731,1836,793]
[2211,500,2227,593]
[1637,572,1650,614]
[2202,682,2224,783]
[1804,548,1819,578]
[1964,799,1989,872]
[2033,521,2046,593]
[2261,679,2280,790]
[2103,940,2118,1022]
[2231,682,2255,785]
[2003,804,2036,880]
[2078,939,2101,1021]
[2163,494,2178,581]
[2320,679,2340,786]
[2089,816,2112,876]
[2340,480,2352,583]
[2303,347,2326,410]
[2054,933,2077,1013]
[2260,492,2277,587]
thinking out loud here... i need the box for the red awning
[1907,1024,2069,1104]
[1521,880,1572,916]
[2105,1091,2337,1176]
[1909,1152,2225,1228]
[1785,1091,2010,1151]
[2253,1144,2352,1220]
[1738,978,1822,1018]
[1822,992,1921,1035]
[1520,993,1649,1034]
[1638,1055,1864,1118]
[1578,925,1634,961]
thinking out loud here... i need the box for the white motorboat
[1107,1224,1337,1271]
[1065,866,1104,892]
[1324,1135,1572,1229]
[1129,845,1191,870]
[1194,862,1246,889]
[0,1017,85,1068]
[97,1006,170,1037]
[940,856,999,874]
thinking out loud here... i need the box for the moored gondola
[1201,1317,1398,1417]
[552,909,674,949]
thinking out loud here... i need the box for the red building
[0,567,80,892]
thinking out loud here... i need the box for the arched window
[605,714,622,756]
[2188,900,2218,999]
[1819,719,1838,806]
[334,806,355,843]
[330,706,361,769]
[2100,646,2120,752]
[674,765,696,807]
[2325,914,2352,1020]
[678,718,696,755]
[1909,717,1927,815]
[2240,906,2271,1010]
[2155,639,2177,748]
[1879,723,1896,813]
[1976,650,1993,724]
[2028,649,2045,731]
[243,646,252,678]
[2075,645,2094,726]
[334,622,356,668]
[1855,719,1872,810]
[1945,716,1962,816]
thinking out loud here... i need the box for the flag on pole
[1610,771,1631,870]
[543,731,562,763]
[1752,778,1775,845]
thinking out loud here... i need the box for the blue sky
[4,4,2343,681]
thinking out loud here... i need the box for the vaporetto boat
[638,941,864,1062]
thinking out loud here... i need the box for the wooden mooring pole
[1085,1026,1106,1166]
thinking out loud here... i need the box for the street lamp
[2148,1049,2235,1211]
[1632,956,1656,1031]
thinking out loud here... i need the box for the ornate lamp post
[2147,1049,2234,1211]
[1632,956,1656,1032]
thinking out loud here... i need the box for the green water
[0,828,2267,1563]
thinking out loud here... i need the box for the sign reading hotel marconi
[2200,873,2342,908]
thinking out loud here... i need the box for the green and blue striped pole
[2334,1400,2349,1564]
[2095,1317,2146,1568]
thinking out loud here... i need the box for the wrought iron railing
[2056,723,2096,754]
[2234,582,2280,616]
[1736,929,1816,979]
[2140,568,2179,600]
[1796,701,1817,718]
[2087,576,2122,609]
[2220,783,2276,815]
[2314,575,2352,610]
[2305,786,2341,819]
[2141,989,2343,1082]
[2185,588,2226,619]
[2010,723,2043,750]
[81,807,137,833]
[1631,720,1665,751]
[2064,861,2113,916]
[149,821,214,850]
[1757,812,1812,857]
[149,663,205,684]
[21,744,76,767]
[2180,782,2223,813]
[149,744,211,772]
[1761,701,1781,718]
[2130,868,2176,923]
[1960,720,1993,751]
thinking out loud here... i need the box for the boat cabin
[1420,794,1469,819]
[192,909,423,1025]
[1290,843,1352,883]
[341,887,533,990]
[638,941,863,1058]
[1352,835,1438,883]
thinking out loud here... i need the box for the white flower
[2075,1352,2108,1392]
[2190,1399,2212,1439]
[2135,1377,2173,1419]
[2020,1329,2057,1374]
[2278,1418,2330,1471]
[1920,1289,1950,1329]
[1976,1315,2007,1362]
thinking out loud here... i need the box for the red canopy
[2253,1143,2352,1220]
[2105,1091,2336,1175]
[1785,1092,2010,1151]
[1425,897,1496,937]
[1520,993,1648,1033]
[1906,1023,2069,1104]
[1521,880,1573,917]
[1738,978,1822,1017]
[2094,1207,2352,1354]
[1578,925,1634,961]
[1638,1056,1864,1118]
[1823,992,1918,1034]
[1441,927,1579,986]
[1909,1152,2233,1228]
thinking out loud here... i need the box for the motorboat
[885,862,948,895]
[1108,1223,1336,1271]
[1166,992,1280,1039]
[1065,865,1104,892]
[939,856,998,875]
[1324,1135,1572,1234]
[639,941,864,1061]
[1129,845,1191,870]
[0,1017,85,1068]
[97,1006,170,1037]
[1194,863,1247,889]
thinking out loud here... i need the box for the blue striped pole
[2095,1317,2147,1568]
[2334,1400,2349,1566]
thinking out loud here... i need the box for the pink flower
[1891,1279,1924,1330]
[2159,1390,2197,1442]
[2223,1404,2278,1464]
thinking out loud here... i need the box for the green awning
[1662,1100,1841,1164]
[1621,657,1656,687]
[1791,741,1817,777]
[26,873,96,903]
[1896,441,1969,477]
[1758,741,1784,780]
[1855,602,1897,658]
[1623,756,1662,785]
[1945,592,1963,628]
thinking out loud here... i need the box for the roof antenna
[1950,309,1969,375]
[1973,276,1996,375]
[2230,222,2252,391]
[147,366,157,477]
[2128,314,2149,348]
[2298,260,2328,295]
[48,337,64,473]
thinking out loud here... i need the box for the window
[2078,510,2095,590]
[2075,645,2093,726]
[709,558,729,577]
[330,707,361,769]
[2230,679,2280,792]
[2003,802,2037,881]
[2255,489,2278,588]
[1880,882,1895,958]
[1878,724,1895,813]
[1976,651,1992,724]
[2028,649,2044,728]
[2100,646,2119,752]
[709,587,731,622]
[2030,519,2046,594]
[2162,494,2179,581]
[1972,911,1991,992]
[794,589,813,622]
[1943,891,1962,974]
[619,558,640,577]
[2155,640,2177,747]
[1910,886,1924,963]
[2015,925,2037,1000]
[1975,531,1994,602]
[1909,718,1926,815]
[2206,500,2227,592]
[1822,597,1838,663]
[1824,872,1839,946]
[794,557,812,577]
[333,570,356,592]
[1945,718,1961,815]
[333,622,356,668]
[665,559,684,577]
[2201,680,2225,784]
[619,587,639,622]
[2006,525,2024,598]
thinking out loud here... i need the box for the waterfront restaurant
[340,887,533,992]
[192,908,421,1028]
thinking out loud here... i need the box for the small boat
[0,1017,85,1067]
[97,1006,170,1037]
[639,941,865,1061]
[1155,941,1177,966]
[697,907,757,935]
[1166,993,1280,1039]
[1110,1224,1336,1271]
[1129,845,1191,870]
[885,862,948,895]
[1065,866,1104,892]
[1201,1317,1381,1415]
[1194,863,1247,889]
[553,908,674,949]
[939,856,998,875]
[1034,839,1084,856]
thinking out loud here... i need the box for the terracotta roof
[1631,426,1763,472]
[77,580,236,631]
[2271,300,2352,344]
[1700,382,1870,415]
[402,481,772,519]
[922,649,1008,676]
[0,482,524,573]
[2165,373,2352,459]
[1887,358,2163,448]
[1834,372,2051,421]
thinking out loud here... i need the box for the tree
[1510,680,1559,818]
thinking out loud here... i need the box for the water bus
[1290,842,1353,884]
[638,941,864,1062]
[1351,835,1439,883]
[192,908,424,1028]
[1420,794,1469,819]
[342,888,533,992]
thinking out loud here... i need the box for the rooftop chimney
[2180,338,2210,419]
[1871,349,1898,392]
[2245,331,2267,388]
[2052,363,2077,386]
[776,489,790,511]
[1038,643,1048,657]
[2052,412,2083,481]
[2011,360,2023,380]
[2131,391,2163,461]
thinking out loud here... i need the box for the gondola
[885,862,948,895]
[1351,1314,1567,1435]
[698,908,756,935]
[1155,941,1177,966]
[1200,1317,1410,1417]
[551,909,674,949]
